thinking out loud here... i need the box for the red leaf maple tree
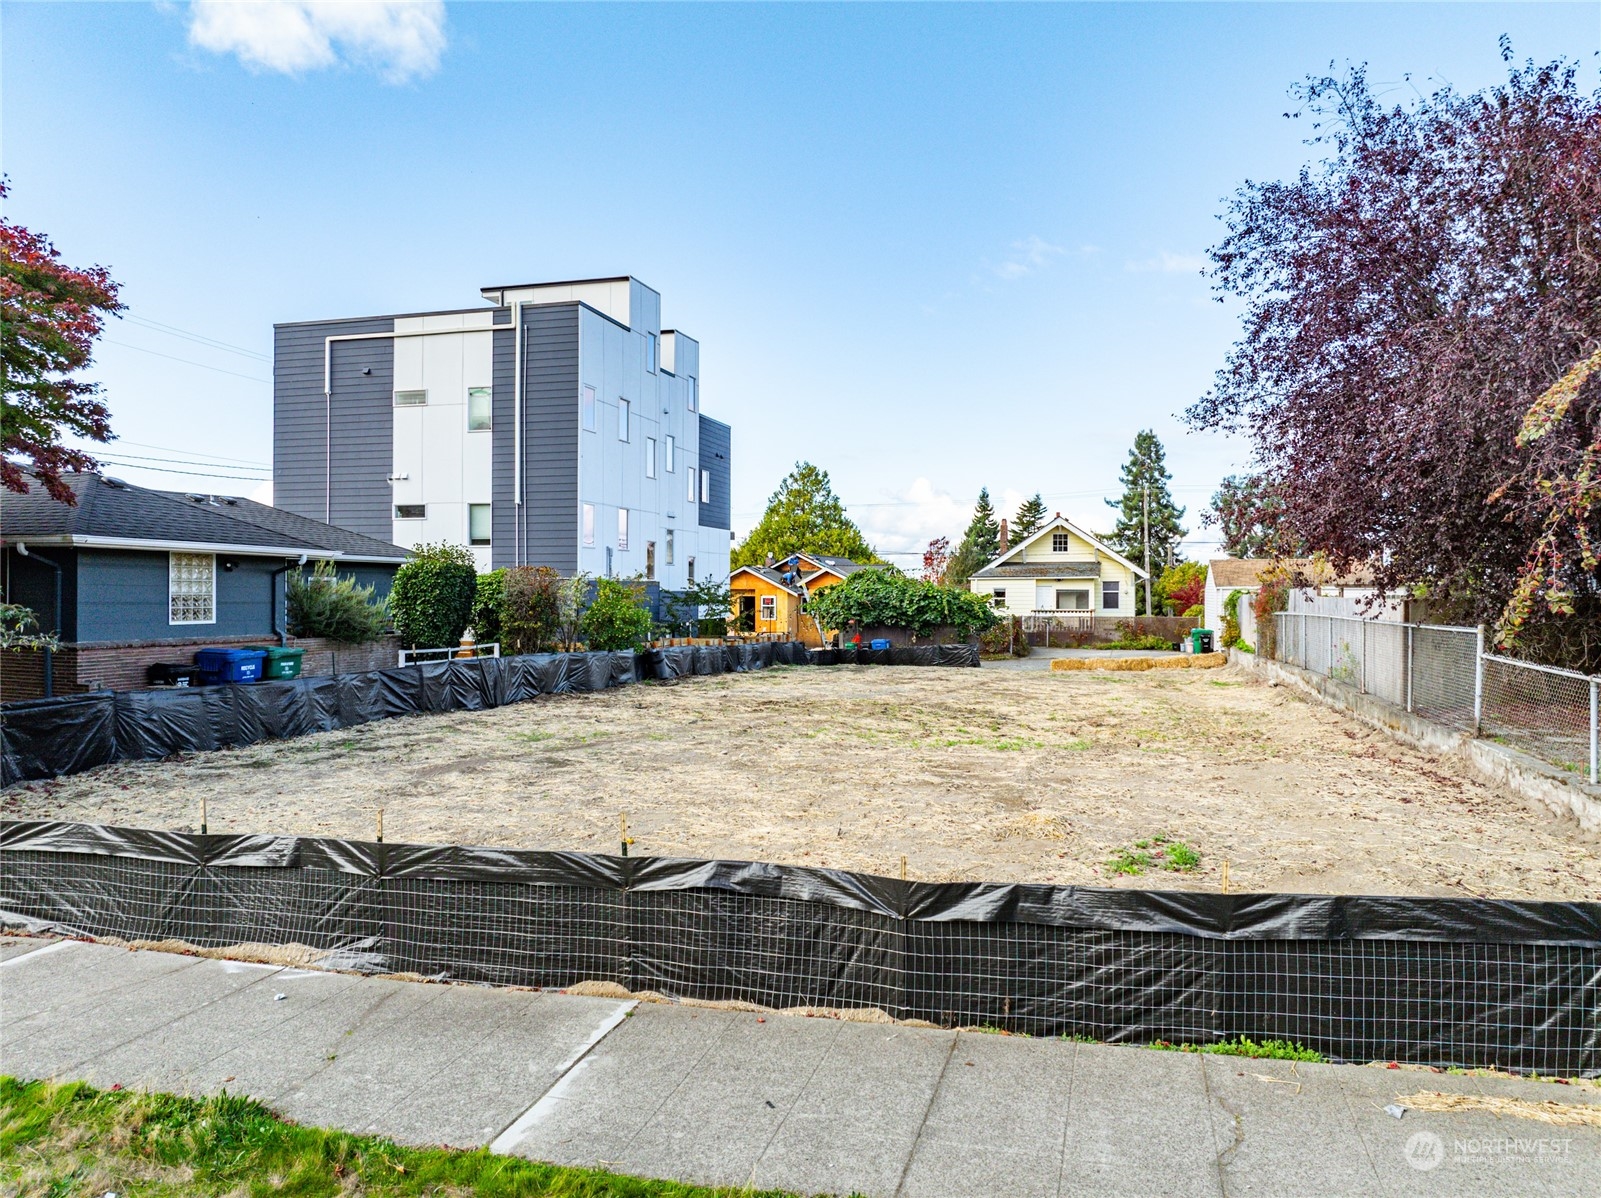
[1,180,123,503]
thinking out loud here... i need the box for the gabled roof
[729,564,804,596]
[973,561,1101,580]
[978,515,1148,579]
[1208,558,1379,590]
[794,552,870,578]
[1,473,409,562]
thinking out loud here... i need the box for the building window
[582,385,597,432]
[687,464,697,503]
[1052,532,1071,552]
[1102,580,1121,609]
[583,503,595,546]
[469,504,492,546]
[395,504,426,519]
[394,390,427,407]
[992,588,1007,609]
[666,528,675,565]
[646,540,656,580]
[760,596,776,623]
[700,468,711,504]
[688,378,698,412]
[687,556,696,583]
[1056,589,1090,611]
[169,552,216,624]
[618,397,630,442]
[646,437,657,479]
[665,435,675,472]
[618,507,629,550]
[646,332,658,373]
[467,387,492,431]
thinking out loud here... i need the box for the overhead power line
[123,315,270,362]
[93,450,270,474]
[101,339,270,383]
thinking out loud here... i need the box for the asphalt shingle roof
[2,473,408,561]
[973,562,1102,580]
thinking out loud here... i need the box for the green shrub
[1221,588,1244,648]
[473,569,505,645]
[390,542,477,649]
[661,580,733,638]
[978,614,1029,657]
[287,561,389,644]
[501,565,564,654]
[581,577,654,650]
[0,603,59,651]
[805,568,999,640]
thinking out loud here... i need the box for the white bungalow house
[968,515,1148,619]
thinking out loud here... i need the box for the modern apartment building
[273,277,731,588]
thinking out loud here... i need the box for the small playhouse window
[760,596,776,622]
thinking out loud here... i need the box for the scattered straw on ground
[1398,1091,1601,1127]
[10,664,1597,897]
[1051,652,1228,672]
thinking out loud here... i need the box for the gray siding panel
[698,415,731,530]
[491,325,516,568]
[520,305,580,571]
[273,317,394,538]
[75,550,283,642]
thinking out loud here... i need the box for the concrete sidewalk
[2,936,1596,1197]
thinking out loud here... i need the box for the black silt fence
[0,642,980,785]
[3,820,1595,1075]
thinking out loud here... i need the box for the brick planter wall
[2,634,403,703]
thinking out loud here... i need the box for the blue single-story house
[2,473,410,700]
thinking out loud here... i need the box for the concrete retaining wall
[1230,649,1601,834]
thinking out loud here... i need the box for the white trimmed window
[646,437,657,479]
[646,332,659,373]
[688,378,698,412]
[665,434,675,472]
[469,504,492,546]
[467,387,492,431]
[992,588,1007,609]
[582,385,597,432]
[618,507,630,550]
[700,468,711,504]
[665,528,675,565]
[395,504,425,520]
[618,398,630,442]
[760,596,776,622]
[395,390,427,407]
[687,463,697,503]
[1102,580,1121,609]
[1052,532,1071,552]
[169,552,216,625]
[583,503,595,546]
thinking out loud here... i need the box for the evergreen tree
[733,462,879,568]
[947,487,1001,587]
[1104,431,1187,611]
[1012,493,1048,541]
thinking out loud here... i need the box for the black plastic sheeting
[3,820,1596,1073]
[1,642,980,785]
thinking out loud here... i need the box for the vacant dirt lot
[8,664,1596,898]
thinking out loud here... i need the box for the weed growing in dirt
[0,1077,804,1198]
[1108,833,1201,875]
[1151,1037,1325,1063]
[510,730,557,743]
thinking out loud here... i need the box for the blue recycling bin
[195,647,267,685]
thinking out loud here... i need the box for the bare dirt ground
[8,664,1597,898]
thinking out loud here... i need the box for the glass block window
[169,552,216,625]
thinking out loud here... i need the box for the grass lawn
[0,1077,816,1198]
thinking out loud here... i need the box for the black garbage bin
[147,662,199,688]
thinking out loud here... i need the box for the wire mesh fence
[1274,613,1601,782]
[3,821,1597,1073]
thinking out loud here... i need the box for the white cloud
[186,1,447,83]
[988,235,1066,280]
[853,479,1031,561]
[1126,251,1208,275]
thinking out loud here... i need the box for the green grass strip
[0,1076,821,1198]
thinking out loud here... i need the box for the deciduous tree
[921,536,951,584]
[1,181,123,502]
[1186,48,1601,663]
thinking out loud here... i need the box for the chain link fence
[1274,613,1600,783]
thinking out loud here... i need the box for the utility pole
[1142,472,1151,617]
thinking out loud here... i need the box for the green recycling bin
[245,646,305,680]
[1191,629,1215,654]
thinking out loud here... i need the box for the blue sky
[5,2,1598,564]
